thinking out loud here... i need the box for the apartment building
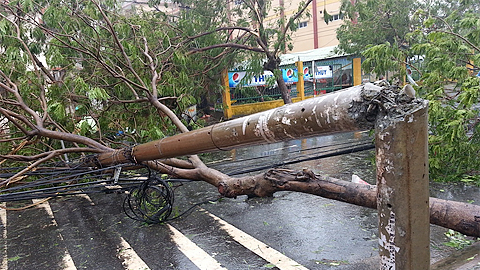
[270,0,343,52]
[122,0,343,53]
[231,0,343,53]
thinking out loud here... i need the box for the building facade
[123,0,344,53]
[266,0,343,52]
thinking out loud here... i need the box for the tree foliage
[337,0,480,183]
[0,0,318,195]
[172,0,314,104]
[0,0,233,171]
[337,0,417,56]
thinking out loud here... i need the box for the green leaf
[0,19,8,35]
[88,87,110,101]
[323,9,333,25]
[48,102,67,120]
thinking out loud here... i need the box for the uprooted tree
[0,0,479,238]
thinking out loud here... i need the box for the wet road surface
[1,132,479,270]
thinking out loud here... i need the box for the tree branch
[434,16,480,53]
[275,0,313,55]
[186,26,259,41]
[188,43,265,54]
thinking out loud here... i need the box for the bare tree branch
[188,43,265,54]
[0,147,105,162]
[274,0,313,55]
[186,26,260,41]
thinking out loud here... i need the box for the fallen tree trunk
[213,168,480,237]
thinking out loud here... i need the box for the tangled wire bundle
[123,174,174,224]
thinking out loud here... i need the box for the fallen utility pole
[95,84,376,165]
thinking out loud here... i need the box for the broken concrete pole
[375,97,430,269]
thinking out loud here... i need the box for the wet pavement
[1,131,479,269]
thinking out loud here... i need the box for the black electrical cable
[1,138,373,224]
[218,142,374,176]
[121,141,374,224]
[165,197,221,222]
[205,137,373,168]
[0,162,142,201]
[122,179,221,224]
[120,163,172,224]
[120,161,224,224]
[0,140,373,201]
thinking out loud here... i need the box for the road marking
[167,224,227,270]
[0,203,7,270]
[32,199,77,270]
[203,210,308,270]
[73,195,150,270]
[76,194,95,205]
[117,237,151,270]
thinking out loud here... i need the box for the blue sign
[228,68,310,88]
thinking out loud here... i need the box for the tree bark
[214,169,479,237]
[145,161,479,237]
[276,72,292,104]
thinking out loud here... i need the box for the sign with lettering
[228,68,310,88]
[228,71,274,88]
[315,66,333,79]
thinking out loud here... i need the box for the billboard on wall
[228,71,273,88]
[315,66,333,79]
[228,68,310,88]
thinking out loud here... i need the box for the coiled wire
[123,171,174,224]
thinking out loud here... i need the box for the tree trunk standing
[263,56,292,104]
[276,70,293,104]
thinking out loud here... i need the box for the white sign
[315,66,333,79]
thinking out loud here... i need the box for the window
[332,13,344,21]
[298,21,308,29]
